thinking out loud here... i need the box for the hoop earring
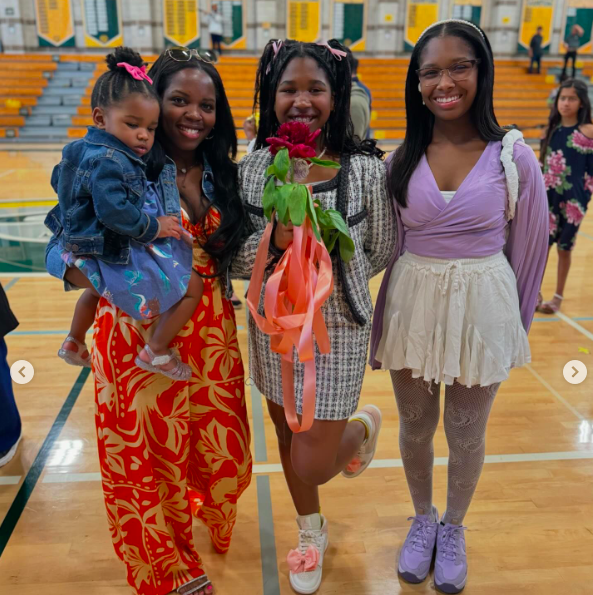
[205,129,215,140]
[417,82,425,106]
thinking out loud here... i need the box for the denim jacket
[44,127,180,265]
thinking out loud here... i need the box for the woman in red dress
[92,49,251,595]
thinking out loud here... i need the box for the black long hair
[253,38,383,158]
[146,53,244,277]
[91,46,159,110]
[389,21,505,208]
[540,78,592,160]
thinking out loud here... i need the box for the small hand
[273,219,294,250]
[181,228,194,247]
[157,216,182,239]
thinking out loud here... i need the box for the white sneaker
[342,404,382,478]
[288,514,329,594]
[0,433,22,467]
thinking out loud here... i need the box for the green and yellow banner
[35,0,75,47]
[81,0,123,48]
[332,0,366,50]
[564,0,593,53]
[163,0,200,48]
[451,0,482,26]
[217,0,246,50]
[287,0,321,43]
[404,0,439,51]
[518,0,554,54]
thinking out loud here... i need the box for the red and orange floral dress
[92,206,252,595]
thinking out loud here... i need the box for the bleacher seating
[0,53,590,146]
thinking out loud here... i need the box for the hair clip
[418,19,485,42]
[316,41,347,61]
[117,62,153,84]
[266,40,284,74]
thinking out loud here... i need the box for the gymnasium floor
[0,145,592,595]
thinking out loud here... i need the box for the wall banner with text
[81,0,123,48]
[518,0,554,54]
[404,0,439,51]
[163,0,200,48]
[450,0,482,27]
[35,0,75,47]
[287,0,321,43]
[563,0,593,53]
[331,0,367,50]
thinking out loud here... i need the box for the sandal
[538,293,563,314]
[536,291,543,312]
[135,344,192,381]
[177,574,212,594]
[58,335,91,368]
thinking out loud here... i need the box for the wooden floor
[0,145,592,595]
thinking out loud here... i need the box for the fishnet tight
[390,369,499,525]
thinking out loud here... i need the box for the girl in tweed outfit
[232,39,396,593]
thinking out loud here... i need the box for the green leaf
[276,183,294,225]
[324,230,339,254]
[288,184,307,226]
[309,157,341,169]
[338,232,355,263]
[315,207,332,228]
[262,177,277,221]
[274,148,290,182]
[266,164,277,177]
[325,209,350,235]
[306,189,321,241]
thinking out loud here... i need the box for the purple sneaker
[397,506,439,583]
[434,523,468,593]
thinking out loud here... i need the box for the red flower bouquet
[246,122,355,433]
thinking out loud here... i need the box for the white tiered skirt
[375,251,530,387]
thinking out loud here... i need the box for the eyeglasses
[166,47,218,65]
[416,59,481,87]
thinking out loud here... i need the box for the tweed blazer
[231,148,397,325]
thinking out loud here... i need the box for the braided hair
[91,46,159,110]
[254,39,383,158]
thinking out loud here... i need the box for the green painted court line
[0,367,90,558]
[251,384,268,463]
[2,278,18,291]
[256,475,280,595]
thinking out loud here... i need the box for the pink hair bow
[287,546,320,574]
[117,62,153,85]
[317,41,347,61]
[266,39,284,74]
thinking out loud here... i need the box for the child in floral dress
[539,78,593,313]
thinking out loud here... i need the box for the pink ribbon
[246,211,333,434]
[266,40,284,74]
[316,41,347,61]
[116,62,153,85]
[287,545,320,574]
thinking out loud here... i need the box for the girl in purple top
[369,20,548,593]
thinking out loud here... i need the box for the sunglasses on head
[166,47,218,65]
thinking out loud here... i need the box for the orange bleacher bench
[0,62,57,72]
[0,115,25,127]
[0,70,53,79]
[0,97,38,107]
[0,79,48,89]
[0,127,19,138]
